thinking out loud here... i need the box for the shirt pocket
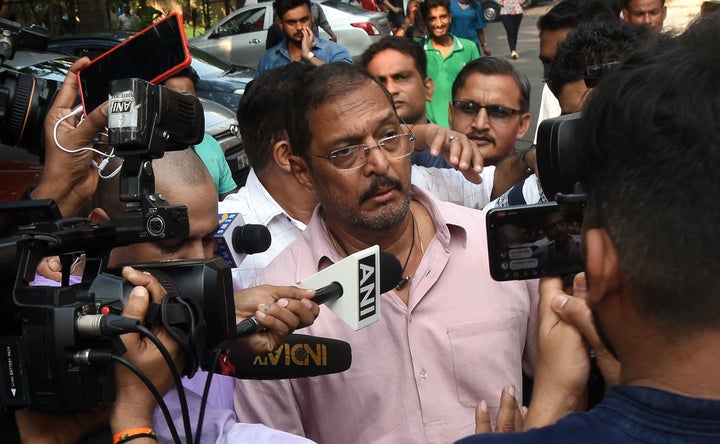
[448,316,523,407]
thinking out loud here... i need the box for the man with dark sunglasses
[448,57,535,199]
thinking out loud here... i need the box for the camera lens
[0,69,59,154]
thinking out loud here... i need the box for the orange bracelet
[113,427,157,444]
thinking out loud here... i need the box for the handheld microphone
[236,247,402,335]
[215,213,272,268]
[201,334,351,379]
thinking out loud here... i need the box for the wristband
[113,427,157,444]
[481,42,488,46]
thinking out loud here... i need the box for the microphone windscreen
[379,251,402,293]
[232,224,271,254]
[202,334,352,379]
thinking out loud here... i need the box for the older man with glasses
[233,62,539,444]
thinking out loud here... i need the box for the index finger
[52,57,91,111]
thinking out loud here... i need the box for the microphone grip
[235,281,342,337]
[236,316,266,337]
[313,281,343,305]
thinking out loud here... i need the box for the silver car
[190,0,392,67]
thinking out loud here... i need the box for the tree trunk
[76,0,109,32]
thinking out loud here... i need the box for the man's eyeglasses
[451,101,523,123]
[310,127,416,172]
[583,61,621,88]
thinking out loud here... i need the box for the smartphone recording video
[77,12,191,114]
[486,201,585,281]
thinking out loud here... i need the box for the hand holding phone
[77,12,191,115]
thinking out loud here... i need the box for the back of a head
[94,149,213,220]
[237,62,315,175]
[360,36,428,79]
[274,0,311,18]
[537,0,619,32]
[287,63,392,162]
[452,57,531,112]
[548,20,651,99]
[579,12,720,336]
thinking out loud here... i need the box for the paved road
[482,2,556,147]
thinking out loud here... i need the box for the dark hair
[286,63,395,162]
[273,0,311,19]
[451,57,531,112]
[619,0,665,10]
[537,0,618,33]
[420,0,451,22]
[165,66,199,89]
[237,62,315,174]
[579,13,720,336]
[360,36,428,79]
[548,20,650,99]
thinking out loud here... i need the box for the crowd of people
[6,0,720,443]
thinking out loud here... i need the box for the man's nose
[471,107,491,130]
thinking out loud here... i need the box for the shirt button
[420,369,428,379]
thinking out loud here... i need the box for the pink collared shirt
[234,186,538,444]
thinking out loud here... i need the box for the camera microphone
[201,334,352,379]
[215,213,272,268]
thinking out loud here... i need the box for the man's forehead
[308,82,398,133]
[456,72,519,97]
[282,4,310,19]
[626,0,664,9]
[369,50,420,75]
[428,6,449,16]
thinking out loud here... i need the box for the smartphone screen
[77,12,191,114]
[486,202,585,281]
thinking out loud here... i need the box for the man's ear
[88,208,111,224]
[584,227,622,308]
[516,112,532,140]
[273,139,294,173]
[288,152,315,194]
[424,77,434,102]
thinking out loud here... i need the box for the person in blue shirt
[449,0,492,55]
[457,12,720,443]
[258,0,352,74]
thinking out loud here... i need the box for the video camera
[0,72,236,413]
[486,113,586,281]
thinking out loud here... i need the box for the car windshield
[15,58,75,82]
[189,45,244,77]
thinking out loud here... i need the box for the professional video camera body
[0,75,236,413]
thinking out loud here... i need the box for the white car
[190,0,392,67]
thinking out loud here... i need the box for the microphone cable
[194,348,222,444]
[137,322,194,444]
[107,353,182,444]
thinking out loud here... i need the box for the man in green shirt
[419,0,480,128]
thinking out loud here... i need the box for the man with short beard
[258,0,351,74]
[420,0,480,129]
[233,62,538,444]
